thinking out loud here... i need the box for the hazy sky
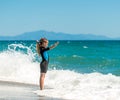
[0,0,120,37]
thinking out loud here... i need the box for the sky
[0,0,120,38]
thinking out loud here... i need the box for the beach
[0,81,66,100]
[0,40,120,100]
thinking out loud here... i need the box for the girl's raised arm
[49,42,59,49]
[36,40,40,56]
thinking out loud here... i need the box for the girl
[36,38,59,90]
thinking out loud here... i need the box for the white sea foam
[0,44,39,84]
[0,44,120,100]
[83,46,88,48]
[35,71,120,100]
[72,55,84,58]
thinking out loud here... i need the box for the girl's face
[42,41,48,48]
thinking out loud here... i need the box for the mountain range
[0,30,119,40]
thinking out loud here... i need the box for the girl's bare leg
[40,73,45,90]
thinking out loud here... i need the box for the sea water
[0,40,120,100]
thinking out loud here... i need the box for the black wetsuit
[40,47,50,73]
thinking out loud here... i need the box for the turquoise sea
[0,40,120,99]
[0,40,120,75]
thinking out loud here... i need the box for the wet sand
[0,81,66,100]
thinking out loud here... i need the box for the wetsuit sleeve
[44,47,50,51]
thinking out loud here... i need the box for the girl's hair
[36,38,48,56]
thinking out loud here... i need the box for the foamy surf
[0,43,40,84]
[34,70,120,100]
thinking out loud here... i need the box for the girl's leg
[40,73,45,90]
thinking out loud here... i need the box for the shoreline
[0,80,66,100]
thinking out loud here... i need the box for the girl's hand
[55,41,59,46]
[36,40,40,44]
[36,40,39,42]
[50,41,59,49]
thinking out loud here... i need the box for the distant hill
[0,30,119,40]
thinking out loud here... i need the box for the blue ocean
[0,40,120,100]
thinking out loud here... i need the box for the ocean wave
[0,50,120,100]
[34,70,120,100]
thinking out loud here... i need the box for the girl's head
[39,38,48,48]
[36,38,49,56]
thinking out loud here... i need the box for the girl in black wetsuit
[36,38,59,90]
